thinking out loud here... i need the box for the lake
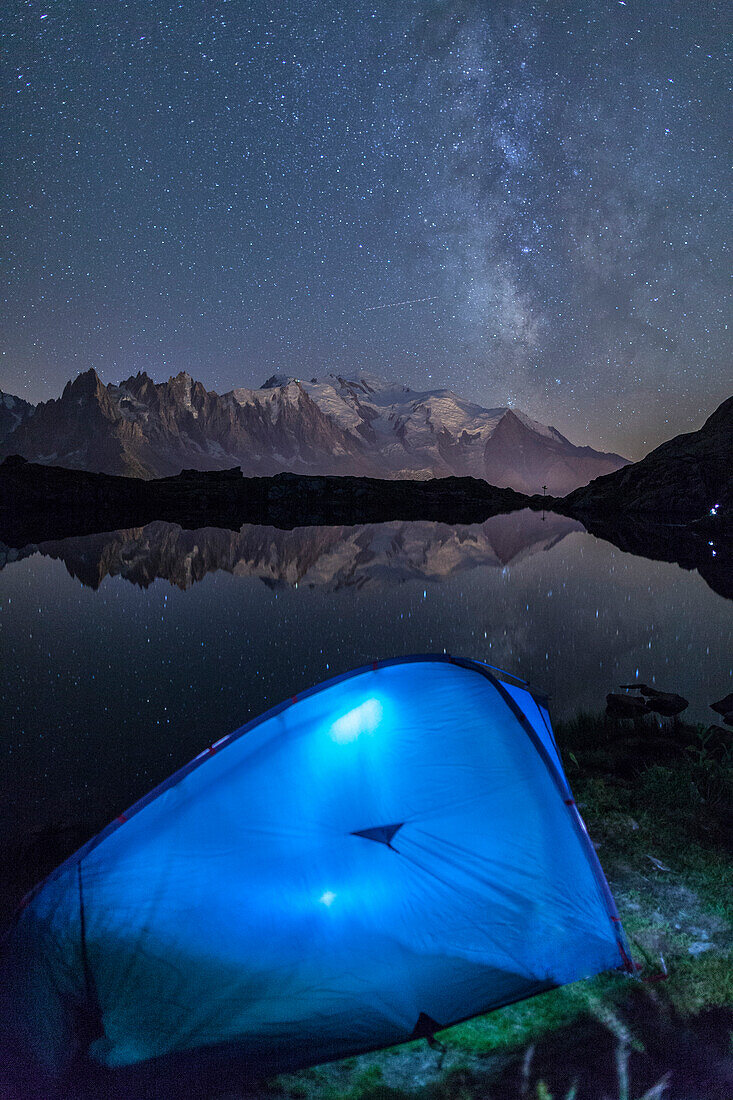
[1,508,731,899]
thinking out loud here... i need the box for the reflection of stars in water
[2,3,728,458]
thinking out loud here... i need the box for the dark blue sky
[2,1,729,456]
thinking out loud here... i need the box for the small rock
[710,692,733,716]
[688,941,714,956]
[606,692,649,719]
[644,691,688,717]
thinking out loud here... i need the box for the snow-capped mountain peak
[0,389,35,443]
[0,368,628,491]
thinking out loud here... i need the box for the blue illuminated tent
[1,656,632,1092]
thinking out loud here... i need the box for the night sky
[2,1,730,457]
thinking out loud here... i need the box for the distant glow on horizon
[329,698,383,743]
[319,891,337,907]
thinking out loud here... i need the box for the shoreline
[1,455,730,599]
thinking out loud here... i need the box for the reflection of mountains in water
[1,510,583,592]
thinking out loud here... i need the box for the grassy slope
[264,715,732,1100]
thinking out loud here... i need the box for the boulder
[619,684,688,717]
[644,692,688,717]
[606,693,649,720]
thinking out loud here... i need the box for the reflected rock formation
[0,510,582,592]
[575,516,732,601]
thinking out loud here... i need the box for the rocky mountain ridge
[0,368,628,494]
[0,390,34,442]
[563,395,733,521]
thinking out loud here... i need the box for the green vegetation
[265,714,732,1099]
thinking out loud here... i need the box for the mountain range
[1,390,730,597]
[0,369,627,494]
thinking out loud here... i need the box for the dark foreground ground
[0,455,538,540]
[3,712,731,1100]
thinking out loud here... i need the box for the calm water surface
[1,510,731,854]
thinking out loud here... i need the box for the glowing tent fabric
[1,656,631,1089]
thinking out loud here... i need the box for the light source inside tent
[329,697,384,742]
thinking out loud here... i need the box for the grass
[442,713,732,1045]
[557,713,732,1007]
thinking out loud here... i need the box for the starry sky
[2,1,730,457]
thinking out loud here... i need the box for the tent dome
[1,656,631,1093]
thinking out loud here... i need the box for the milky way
[2,1,729,456]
